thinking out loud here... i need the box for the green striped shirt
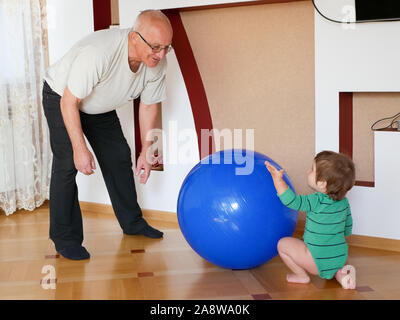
[278,187,353,279]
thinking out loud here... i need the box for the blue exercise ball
[177,149,298,270]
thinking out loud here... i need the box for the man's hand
[61,86,96,175]
[74,147,96,175]
[136,101,160,184]
[135,151,152,184]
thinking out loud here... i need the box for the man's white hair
[132,9,171,32]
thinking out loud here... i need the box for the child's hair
[314,151,355,201]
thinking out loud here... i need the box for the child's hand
[265,161,284,181]
[265,160,288,195]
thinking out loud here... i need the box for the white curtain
[0,0,51,215]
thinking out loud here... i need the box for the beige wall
[353,92,400,182]
[111,0,119,25]
[181,1,315,196]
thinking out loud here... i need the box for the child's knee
[277,237,290,253]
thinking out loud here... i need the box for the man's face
[135,24,172,68]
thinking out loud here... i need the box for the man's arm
[60,86,96,175]
[135,100,160,184]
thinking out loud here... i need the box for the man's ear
[316,180,327,192]
[129,31,137,43]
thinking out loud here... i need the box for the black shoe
[58,245,90,260]
[125,225,164,239]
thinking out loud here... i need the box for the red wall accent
[355,181,375,187]
[178,0,305,11]
[93,0,111,31]
[135,9,216,161]
[339,92,353,159]
[163,9,215,159]
[133,99,141,162]
[339,92,375,187]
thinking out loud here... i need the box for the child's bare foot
[286,273,311,284]
[335,265,356,289]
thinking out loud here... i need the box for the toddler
[265,151,356,289]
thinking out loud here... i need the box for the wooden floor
[0,203,399,300]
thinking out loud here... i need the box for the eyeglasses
[135,31,172,53]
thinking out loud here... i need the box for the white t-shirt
[44,28,167,114]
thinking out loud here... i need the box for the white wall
[374,133,400,239]
[315,11,400,239]
[347,133,400,240]
[46,0,93,65]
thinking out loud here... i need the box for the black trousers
[42,81,147,251]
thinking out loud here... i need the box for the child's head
[307,151,355,201]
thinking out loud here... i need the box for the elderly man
[42,10,173,260]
